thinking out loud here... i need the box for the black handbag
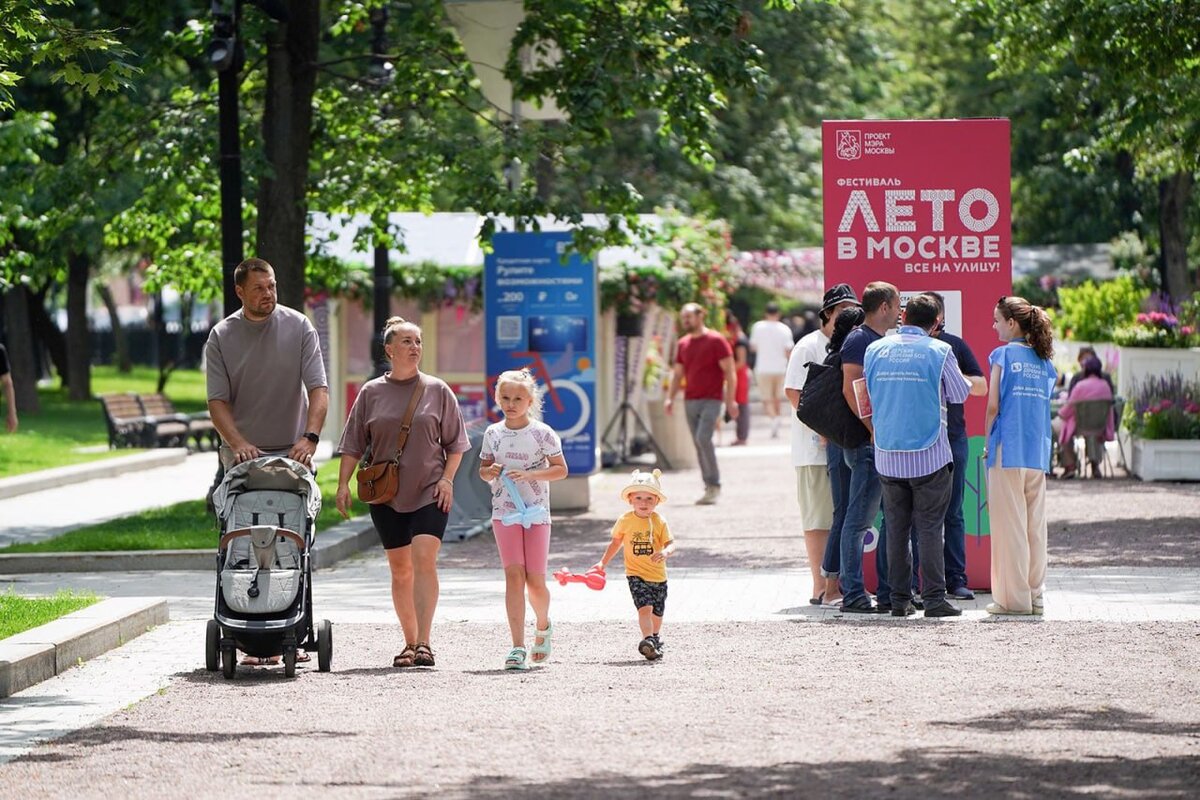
[796,353,870,449]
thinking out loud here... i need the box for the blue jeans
[823,443,850,578]
[839,442,887,606]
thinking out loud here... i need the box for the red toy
[554,566,607,591]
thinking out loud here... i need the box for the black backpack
[796,352,871,449]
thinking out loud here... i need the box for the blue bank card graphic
[485,232,598,474]
[528,316,589,353]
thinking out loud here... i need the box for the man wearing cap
[750,301,795,438]
[666,302,738,505]
[784,283,859,606]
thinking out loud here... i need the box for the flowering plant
[1111,292,1200,348]
[600,263,696,316]
[1124,372,1200,440]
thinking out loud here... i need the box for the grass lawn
[0,468,368,553]
[0,366,207,479]
[0,590,101,640]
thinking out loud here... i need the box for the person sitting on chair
[1053,355,1114,479]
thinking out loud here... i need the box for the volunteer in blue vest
[864,294,984,617]
[920,291,987,600]
[837,281,900,614]
[984,296,1057,616]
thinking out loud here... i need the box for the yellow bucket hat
[620,468,667,504]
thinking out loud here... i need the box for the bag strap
[391,377,426,463]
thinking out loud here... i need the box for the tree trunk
[96,282,132,372]
[1158,171,1195,300]
[66,251,92,401]
[2,287,41,414]
[1114,150,1141,235]
[27,284,68,383]
[255,1,320,312]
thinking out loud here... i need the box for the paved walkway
[2,420,1198,786]
[6,562,1200,625]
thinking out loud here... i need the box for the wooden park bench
[98,392,219,451]
[98,393,153,449]
[137,393,219,451]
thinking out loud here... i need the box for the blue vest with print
[988,341,1056,470]
[864,328,951,453]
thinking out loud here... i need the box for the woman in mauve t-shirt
[336,317,470,669]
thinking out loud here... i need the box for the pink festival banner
[822,118,1013,589]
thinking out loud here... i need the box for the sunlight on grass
[0,367,207,479]
[0,590,101,640]
[0,467,366,553]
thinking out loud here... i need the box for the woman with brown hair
[336,317,471,667]
[983,297,1057,616]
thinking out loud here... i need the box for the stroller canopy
[213,456,322,523]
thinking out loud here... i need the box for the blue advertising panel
[484,232,597,474]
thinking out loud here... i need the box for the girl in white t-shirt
[478,369,568,670]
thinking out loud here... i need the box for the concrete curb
[0,449,190,501]
[0,596,168,698]
[0,517,378,574]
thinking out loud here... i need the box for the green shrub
[1054,275,1147,342]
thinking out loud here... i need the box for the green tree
[0,0,137,110]
[978,0,1200,298]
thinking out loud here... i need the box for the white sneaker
[696,486,720,505]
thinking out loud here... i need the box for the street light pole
[211,0,244,319]
[370,6,392,377]
[211,0,289,319]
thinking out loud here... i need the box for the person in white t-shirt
[750,302,795,438]
[784,284,861,607]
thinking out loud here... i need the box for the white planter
[1116,346,1200,402]
[1130,437,1200,482]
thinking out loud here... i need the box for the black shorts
[628,576,668,617]
[369,502,449,550]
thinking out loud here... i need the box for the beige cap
[620,468,667,504]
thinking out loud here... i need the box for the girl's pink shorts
[491,520,551,574]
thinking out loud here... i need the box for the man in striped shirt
[863,294,984,618]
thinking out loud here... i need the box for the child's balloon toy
[554,566,607,591]
[498,470,550,529]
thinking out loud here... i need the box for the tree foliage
[0,0,137,110]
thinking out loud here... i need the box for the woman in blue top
[984,296,1057,617]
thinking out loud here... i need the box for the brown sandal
[393,645,417,668]
[413,642,435,667]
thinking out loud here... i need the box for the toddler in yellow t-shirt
[593,469,676,661]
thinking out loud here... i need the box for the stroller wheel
[221,645,237,679]
[283,646,297,678]
[205,620,220,672]
[317,619,332,673]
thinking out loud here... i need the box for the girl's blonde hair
[494,368,544,419]
[382,316,421,344]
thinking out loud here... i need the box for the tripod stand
[601,335,671,469]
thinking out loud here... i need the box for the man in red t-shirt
[665,303,738,504]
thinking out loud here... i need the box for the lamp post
[210,0,244,318]
[370,6,393,377]
[210,0,289,318]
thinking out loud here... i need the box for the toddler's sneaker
[638,636,661,661]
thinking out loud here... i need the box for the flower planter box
[1130,438,1200,482]
[1116,346,1200,402]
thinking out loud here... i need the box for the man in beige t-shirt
[205,258,329,470]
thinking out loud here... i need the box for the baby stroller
[204,455,332,678]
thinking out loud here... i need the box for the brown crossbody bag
[356,379,426,504]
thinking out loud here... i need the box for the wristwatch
[302,431,320,444]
